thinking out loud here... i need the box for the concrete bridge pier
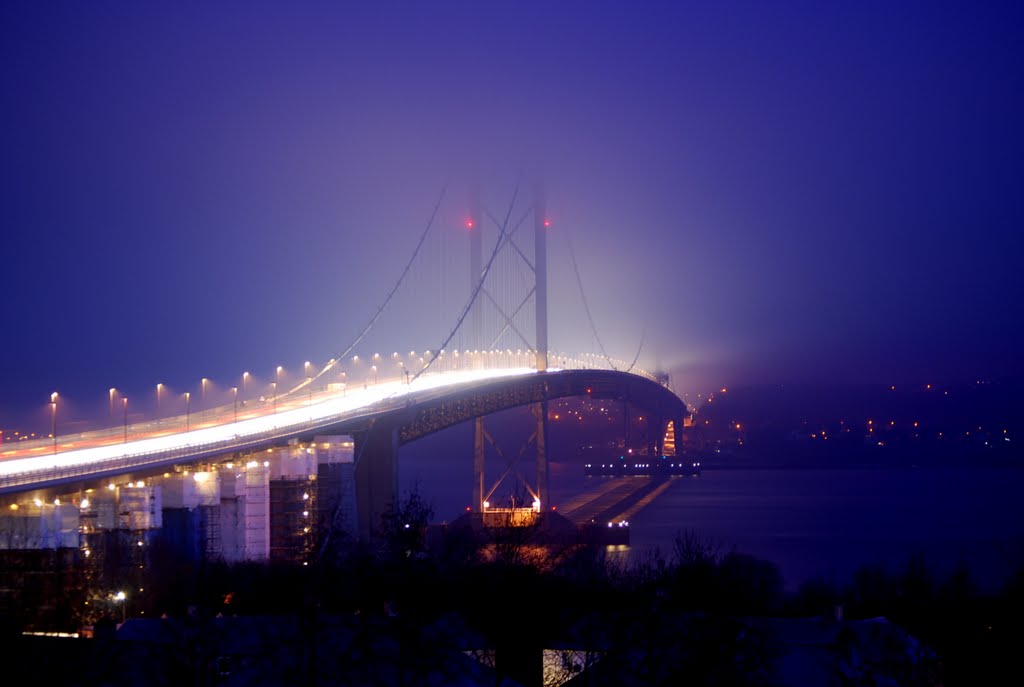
[473,417,485,511]
[533,400,549,511]
[353,423,398,539]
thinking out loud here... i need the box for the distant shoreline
[694,462,1024,470]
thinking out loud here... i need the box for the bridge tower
[533,184,549,511]
[468,185,483,352]
[469,186,486,515]
[470,182,551,517]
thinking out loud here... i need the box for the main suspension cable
[564,226,618,372]
[287,179,450,396]
[625,328,645,374]
[412,177,522,383]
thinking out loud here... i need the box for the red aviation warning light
[543,218,552,228]
[465,218,475,230]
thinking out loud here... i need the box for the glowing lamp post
[271,382,277,414]
[232,387,238,423]
[50,392,58,455]
[184,392,191,432]
[114,591,126,623]
[201,378,208,403]
[122,397,129,443]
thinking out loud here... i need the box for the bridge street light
[184,392,191,432]
[232,387,238,424]
[156,383,164,419]
[50,392,58,455]
[242,371,250,394]
[109,388,117,419]
[201,378,208,403]
[271,382,277,414]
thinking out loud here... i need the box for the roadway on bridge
[0,367,539,488]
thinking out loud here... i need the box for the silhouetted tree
[380,485,433,561]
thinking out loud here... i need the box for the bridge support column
[534,185,548,372]
[469,186,482,351]
[533,401,548,511]
[354,424,398,539]
[623,398,632,453]
[473,416,485,511]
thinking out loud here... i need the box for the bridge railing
[0,422,308,491]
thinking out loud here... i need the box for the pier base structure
[471,405,548,528]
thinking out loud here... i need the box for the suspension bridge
[0,181,688,552]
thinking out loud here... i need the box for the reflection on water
[621,468,1024,592]
[406,453,1024,592]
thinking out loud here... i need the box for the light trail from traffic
[0,367,537,485]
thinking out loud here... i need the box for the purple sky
[2,2,1022,427]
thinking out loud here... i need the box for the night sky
[2,2,1023,428]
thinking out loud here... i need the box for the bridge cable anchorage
[286,178,451,398]
[564,225,619,372]
[409,175,523,385]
